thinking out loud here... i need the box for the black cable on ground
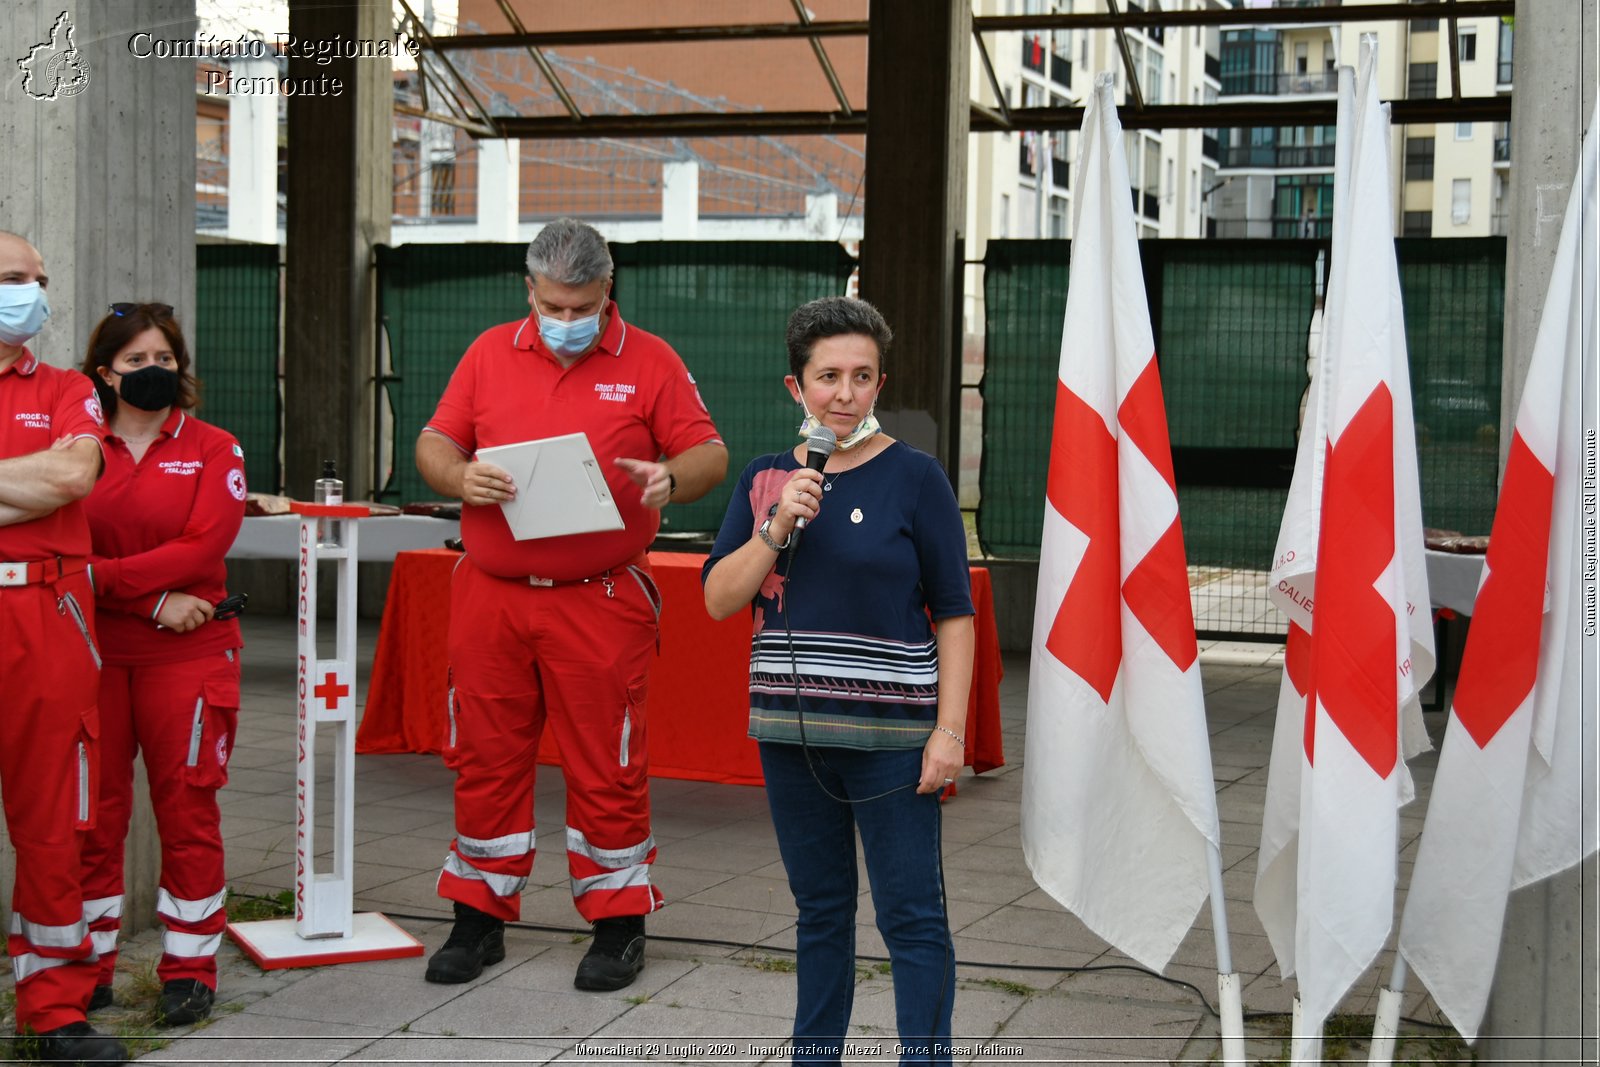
[374,908,1456,1033]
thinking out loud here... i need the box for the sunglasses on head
[108,302,174,318]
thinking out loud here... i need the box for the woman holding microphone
[77,302,247,1026]
[703,297,974,1064]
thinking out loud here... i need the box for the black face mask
[114,365,180,412]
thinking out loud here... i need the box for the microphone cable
[774,474,955,1057]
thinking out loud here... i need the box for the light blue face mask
[538,310,601,357]
[0,283,50,347]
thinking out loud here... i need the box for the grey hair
[525,218,613,286]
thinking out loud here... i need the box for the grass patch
[977,977,1036,998]
[225,889,294,923]
[746,955,797,974]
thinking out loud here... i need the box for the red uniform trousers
[0,572,101,1034]
[438,554,665,923]
[77,650,238,990]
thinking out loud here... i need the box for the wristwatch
[758,517,790,552]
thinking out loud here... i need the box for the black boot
[26,1021,127,1064]
[424,901,506,984]
[155,979,214,1026]
[574,914,645,991]
[86,984,114,1013]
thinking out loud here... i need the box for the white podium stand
[226,505,424,968]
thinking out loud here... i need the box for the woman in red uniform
[76,303,247,1026]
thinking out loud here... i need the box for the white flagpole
[1288,47,1361,1067]
[1206,841,1246,1064]
[1369,954,1408,1064]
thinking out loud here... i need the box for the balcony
[1219,143,1335,169]
[1221,69,1339,96]
[1143,192,1160,221]
[1202,132,1220,160]
[1497,58,1513,86]
[1205,53,1221,82]
[1493,137,1511,163]
[1051,156,1070,189]
[1491,212,1508,236]
[1019,140,1035,178]
[1050,52,1072,88]
[1273,217,1332,239]
[1022,36,1046,75]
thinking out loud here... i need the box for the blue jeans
[759,742,955,1066]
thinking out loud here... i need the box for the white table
[1425,548,1486,616]
[228,515,460,562]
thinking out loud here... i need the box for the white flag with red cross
[1252,47,1435,1040]
[1397,100,1599,1042]
[1020,74,1222,974]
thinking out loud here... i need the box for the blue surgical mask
[0,283,50,346]
[538,310,601,357]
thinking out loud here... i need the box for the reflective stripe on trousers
[442,850,529,898]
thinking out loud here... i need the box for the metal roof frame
[409,0,1513,140]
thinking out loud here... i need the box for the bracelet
[933,724,965,747]
[757,522,791,552]
[667,472,678,496]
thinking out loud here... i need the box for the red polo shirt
[425,301,722,580]
[83,408,246,665]
[0,348,104,561]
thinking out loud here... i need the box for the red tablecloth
[357,549,1004,786]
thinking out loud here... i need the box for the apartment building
[1209,0,1512,239]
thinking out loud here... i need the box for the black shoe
[424,901,506,984]
[86,984,114,1013]
[26,1021,127,1064]
[574,915,645,991]
[155,979,214,1026]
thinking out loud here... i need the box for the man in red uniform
[0,231,127,1065]
[416,218,727,992]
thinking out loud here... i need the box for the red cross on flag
[1252,48,1435,1050]
[1020,74,1222,974]
[1398,100,1599,1042]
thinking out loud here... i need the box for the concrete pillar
[282,0,391,501]
[661,160,699,239]
[476,138,520,240]
[805,191,839,240]
[228,53,281,245]
[860,0,969,468]
[1482,2,1598,1061]
[0,0,197,937]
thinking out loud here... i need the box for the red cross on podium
[314,672,349,711]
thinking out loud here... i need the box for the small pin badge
[850,508,864,524]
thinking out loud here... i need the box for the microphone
[790,426,836,549]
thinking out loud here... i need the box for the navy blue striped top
[703,440,974,750]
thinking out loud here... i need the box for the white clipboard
[476,433,625,541]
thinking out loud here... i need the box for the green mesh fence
[980,237,1506,636]
[195,243,280,492]
[1397,237,1504,535]
[376,241,857,533]
[976,241,1071,558]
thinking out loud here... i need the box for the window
[1459,30,1477,62]
[1405,136,1435,181]
[1408,62,1438,98]
[1456,122,1473,140]
[1402,211,1433,237]
[1498,20,1514,83]
[1295,41,1308,75]
[1049,197,1068,239]
[1452,178,1471,224]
